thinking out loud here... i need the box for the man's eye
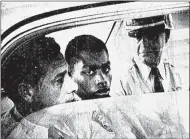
[103,67,110,74]
[56,78,64,85]
[85,70,95,76]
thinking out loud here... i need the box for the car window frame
[1,2,188,66]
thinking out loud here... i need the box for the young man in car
[121,14,182,95]
[1,36,80,139]
[65,35,112,100]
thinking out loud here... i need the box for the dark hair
[1,36,63,103]
[65,35,108,68]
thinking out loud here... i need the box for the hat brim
[128,21,171,38]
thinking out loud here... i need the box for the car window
[45,10,189,92]
[46,21,114,55]
[1,2,189,139]
[1,2,189,104]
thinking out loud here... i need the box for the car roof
[1,2,188,62]
[1,2,95,34]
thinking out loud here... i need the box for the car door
[1,2,189,138]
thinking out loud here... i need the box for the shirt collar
[134,56,166,81]
[134,56,151,81]
[157,59,166,80]
[11,106,23,122]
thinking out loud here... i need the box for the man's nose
[66,76,78,93]
[60,75,80,103]
[95,71,107,87]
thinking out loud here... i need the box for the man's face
[32,60,78,109]
[138,30,166,67]
[71,50,112,100]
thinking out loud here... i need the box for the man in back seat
[1,36,79,139]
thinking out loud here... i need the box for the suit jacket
[1,106,22,139]
[1,106,48,139]
[120,57,182,95]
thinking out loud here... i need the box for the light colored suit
[1,107,22,139]
[120,57,182,95]
[1,106,48,139]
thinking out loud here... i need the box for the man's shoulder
[128,58,140,73]
[1,108,20,139]
[161,58,174,65]
[119,58,139,84]
[1,108,13,124]
[162,60,176,70]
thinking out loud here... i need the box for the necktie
[150,67,164,93]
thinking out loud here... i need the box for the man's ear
[137,38,143,55]
[18,83,34,103]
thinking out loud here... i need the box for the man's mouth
[82,88,110,100]
[143,50,160,53]
[94,88,110,96]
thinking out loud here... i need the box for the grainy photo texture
[1,2,189,139]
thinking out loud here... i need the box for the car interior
[1,2,189,138]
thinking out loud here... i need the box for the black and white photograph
[1,1,189,139]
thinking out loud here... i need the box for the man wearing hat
[121,14,182,95]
